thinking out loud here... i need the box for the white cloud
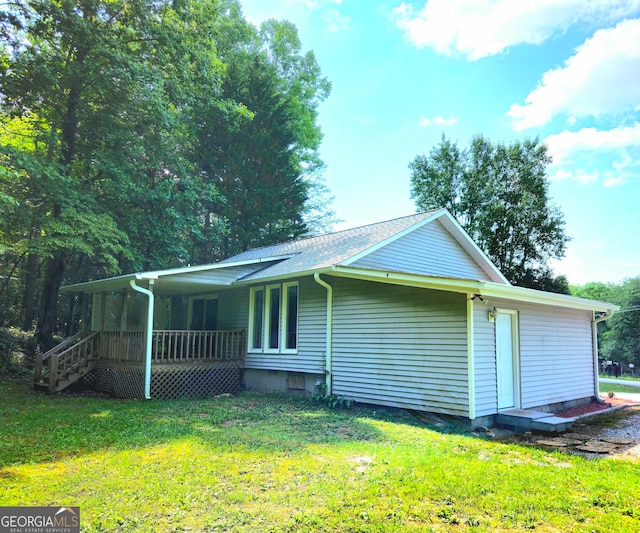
[392,0,640,60]
[325,9,350,31]
[545,124,640,186]
[603,175,627,187]
[507,18,640,130]
[418,114,458,127]
[550,168,599,184]
[545,123,640,164]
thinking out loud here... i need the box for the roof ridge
[224,209,442,257]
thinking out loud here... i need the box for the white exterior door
[496,310,519,410]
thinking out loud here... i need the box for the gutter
[129,278,155,400]
[313,273,333,395]
[593,309,615,403]
[329,265,620,313]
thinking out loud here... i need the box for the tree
[0,0,334,342]
[571,281,615,358]
[0,0,229,343]
[192,13,333,259]
[410,135,569,292]
[572,278,640,367]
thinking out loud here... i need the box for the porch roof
[61,257,290,295]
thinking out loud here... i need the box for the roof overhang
[61,259,619,315]
[329,266,620,314]
[60,255,295,295]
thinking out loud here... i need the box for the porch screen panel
[205,300,218,330]
[191,299,204,330]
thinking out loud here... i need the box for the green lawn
[599,382,640,394]
[599,373,640,382]
[1,377,639,532]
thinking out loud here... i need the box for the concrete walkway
[600,378,640,388]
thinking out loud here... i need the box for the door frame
[495,308,521,410]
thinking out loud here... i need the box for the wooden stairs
[34,331,100,393]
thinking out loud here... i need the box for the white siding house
[62,208,618,424]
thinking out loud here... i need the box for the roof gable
[349,218,495,281]
[233,209,508,284]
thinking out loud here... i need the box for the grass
[1,377,640,532]
[599,373,640,382]
[599,383,640,394]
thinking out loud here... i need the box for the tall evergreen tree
[193,12,332,260]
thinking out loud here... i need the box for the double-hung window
[248,282,298,354]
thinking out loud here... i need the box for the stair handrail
[35,331,99,388]
[41,331,84,362]
[55,331,99,361]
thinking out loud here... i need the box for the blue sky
[239,0,640,285]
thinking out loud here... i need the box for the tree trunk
[22,252,39,331]
[36,250,66,348]
[65,294,78,337]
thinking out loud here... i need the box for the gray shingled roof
[62,209,446,294]
[222,210,441,282]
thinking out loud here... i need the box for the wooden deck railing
[99,331,145,363]
[98,330,245,364]
[152,330,245,363]
[34,331,100,390]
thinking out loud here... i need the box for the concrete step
[531,416,572,433]
[496,409,573,433]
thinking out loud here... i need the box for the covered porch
[38,267,251,399]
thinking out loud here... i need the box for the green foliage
[0,327,36,377]
[410,134,569,292]
[0,0,333,337]
[311,382,354,409]
[572,278,640,365]
[192,13,333,258]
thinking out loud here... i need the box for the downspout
[593,309,614,402]
[466,294,476,420]
[129,278,154,400]
[314,273,333,395]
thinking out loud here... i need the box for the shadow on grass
[4,376,581,470]
[0,377,408,468]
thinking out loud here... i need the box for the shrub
[0,327,37,377]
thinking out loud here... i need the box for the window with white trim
[248,282,299,354]
[249,287,264,351]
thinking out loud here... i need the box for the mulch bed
[554,395,638,418]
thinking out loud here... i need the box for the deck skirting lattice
[91,360,241,399]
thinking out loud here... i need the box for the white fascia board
[330,265,481,294]
[61,274,138,293]
[330,266,620,313]
[479,283,620,313]
[340,209,446,266]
